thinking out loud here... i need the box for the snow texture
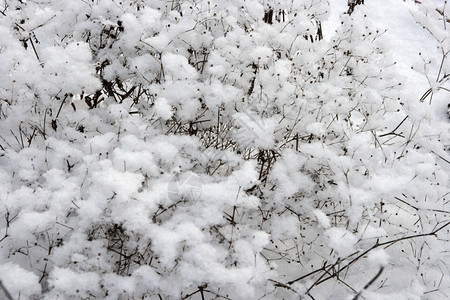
[0,0,448,299]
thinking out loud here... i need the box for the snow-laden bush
[0,0,448,299]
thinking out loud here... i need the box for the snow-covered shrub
[0,0,448,299]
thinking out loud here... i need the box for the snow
[326,227,358,257]
[368,249,389,268]
[154,97,174,120]
[234,112,277,149]
[49,267,100,297]
[0,0,448,299]
[162,52,198,81]
[313,209,331,229]
[0,263,41,298]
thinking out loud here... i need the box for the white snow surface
[0,0,448,299]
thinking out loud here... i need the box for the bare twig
[284,221,450,292]
[0,280,13,300]
[352,267,384,300]
[379,116,408,137]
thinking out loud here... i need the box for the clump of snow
[49,267,100,298]
[252,231,270,253]
[368,248,389,268]
[162,53,198,81]
[0,263,41,298]
[154,97,173,120]
[313,209,331,229]
[326,227,358,257]
[229,160,259,189]
[234,113,277,149]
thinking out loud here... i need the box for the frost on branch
[0,0,449,299]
